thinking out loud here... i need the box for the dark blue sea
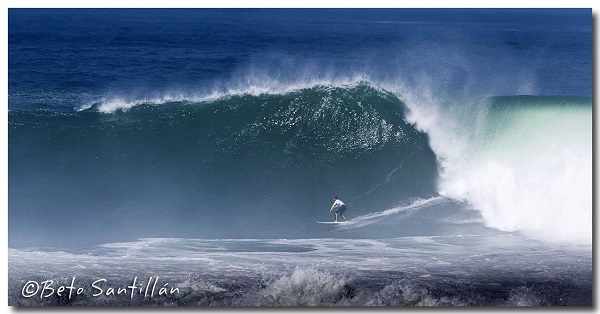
[8,9,592,306]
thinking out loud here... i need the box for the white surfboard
[316,221,348,224]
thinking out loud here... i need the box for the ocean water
[8,9,592,306]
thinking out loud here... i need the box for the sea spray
[398,89,592,245]
[258,268,349,306]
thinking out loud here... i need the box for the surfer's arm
[330,203,337,212]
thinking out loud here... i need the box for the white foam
[342,196,447,228]
[397,87,592,246]
[259,267,347,306]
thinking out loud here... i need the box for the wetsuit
[330,199,347,221]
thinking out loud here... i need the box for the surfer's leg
[339,205,347,221]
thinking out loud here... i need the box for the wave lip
[80,74,375,114]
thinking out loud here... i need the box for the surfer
[330,196,347,222]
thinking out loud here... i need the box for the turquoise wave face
[8,85,439,247]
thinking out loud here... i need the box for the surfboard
[316,221,348,224]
